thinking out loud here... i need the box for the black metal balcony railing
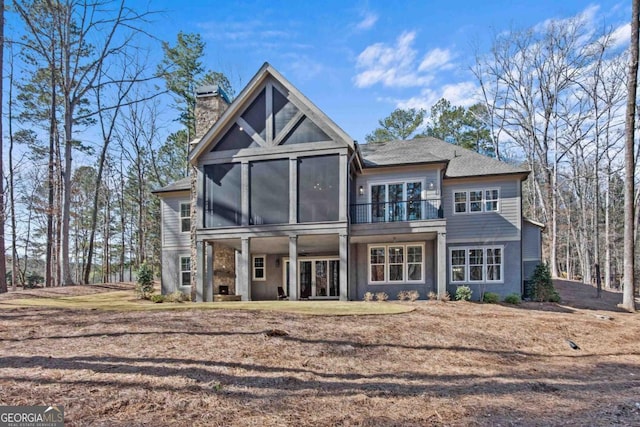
[350,199,443,224]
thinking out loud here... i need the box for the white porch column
[339,232,348,301]
[437,231,447,298]
[196,240,204,302]
[288,235,298,300]
[237,237,251,300]
[204,242,214,302]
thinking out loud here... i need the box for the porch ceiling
[211,234,339,255]
[349,232,437,245]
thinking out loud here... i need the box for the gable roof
[359,137,529,179]
[151,177,190,195]
[189,62,354,162]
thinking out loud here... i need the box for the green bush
[530,263,561,302]
[455,285,473,301]
[504,293,521,304]
[135,263,154,299]
[482,292,500,303]
[150,294,165,303]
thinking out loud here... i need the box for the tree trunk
[622,0,638,312]
[0,0,6,294]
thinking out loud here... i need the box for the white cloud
[355,12,378,31]
[608,23,630,50]
[397,81,480,111]
[418,48,455,72]
[354,31,434,88]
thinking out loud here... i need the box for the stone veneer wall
[213,243,236,295]
[195,92,229,139]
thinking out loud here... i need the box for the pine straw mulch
[0,282,639,426]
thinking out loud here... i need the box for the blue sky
[122,1,630,143]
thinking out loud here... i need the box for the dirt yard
[0,281,639,426]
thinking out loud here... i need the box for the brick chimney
[194,85,231,141]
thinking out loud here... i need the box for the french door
[370,181,424,222]
[283,258,340,298]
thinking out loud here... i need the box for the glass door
[371,185,386,222]
[282,258,340,299]
[388,183,404,221]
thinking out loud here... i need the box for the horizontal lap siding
[161,195,191,248]
[443,178,520,242]
[522,222,542,260]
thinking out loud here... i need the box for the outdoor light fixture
[358,185,364,196]
[429,181,435,190]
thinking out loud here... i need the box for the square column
[289,158,298,224]
[437,231,447,298]
[204,242,214,302]
[339,233,348,301]
[241,161,249,226]
[196,240,204,302]
[237,237,252,300]
[339,153,348,221]
[288,236,298,300]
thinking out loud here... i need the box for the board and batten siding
[443,178,521,242]
[161,194,191,248]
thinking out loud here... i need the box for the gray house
[153,63,543,302]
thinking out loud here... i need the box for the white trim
[448,245,504,284]
[252,255,267,281]
[282,256,340,298]
[446,236,520,243]
[367,243,425,285]
[452,188,501,215]
[179,255,191,288]
[367,179,427,222]
[179,202,191,233]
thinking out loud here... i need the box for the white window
[454,191,467,213]
[388,246,404,281]
[180,256,191,287]
[453,189,500,214]
[179,202,190,233]
[407,245,423,281]
[449,246,504,283]
[369,246,386,283]
[485,189,499,211]
[252,255,266,281]
[368,243,425,284]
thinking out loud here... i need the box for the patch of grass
[0,290,414,316]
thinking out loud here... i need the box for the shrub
[530,263,561,302]
[455,285,473,301]
[375,292,389,302]
[427,291,438,301]
[397,291,409,301]
[407,290,420,302]
[135,263,154,299]
[150,294,165,303]
[482,292,500,304]
[439,292,451,302]
[504,293,521,304]
[363,292,375,302]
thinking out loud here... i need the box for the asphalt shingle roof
[359,137,528,178]
[152,177,190,194]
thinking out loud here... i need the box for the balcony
[350,198,443,224]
